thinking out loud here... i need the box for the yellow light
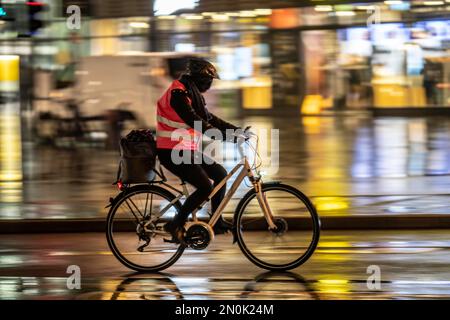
[224,12,240,17]
[239,11,256,17]
[356,5,377,10]
[315,279,351,295]
[314,197,349,212]
[211,14,229,22]
[384,1,403,4]
[0,173,22,181]
[157,15,176,20]
[301,117,321,134]
[129,22,149,28]
[0,182,21,188]
[301,95,323,115]
[201,12,216,16]
[318,279,349,285]
[254,8,272,15]
[0,55,19,81]
[423,1,444,5]
[315,5,333,12]
[335,11,356,16]
[0,109,23,204]
[319,241,351,248]
[183,15,203,20]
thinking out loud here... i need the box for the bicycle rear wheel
[106,185,185,272]
[234,183,320,271]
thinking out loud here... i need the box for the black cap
[186,58,220,79]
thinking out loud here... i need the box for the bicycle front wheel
[234,183,321,271]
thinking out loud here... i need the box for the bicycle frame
[152,155,277,230]
[109,133,321,272]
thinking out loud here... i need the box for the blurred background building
[0,1,449,221]
[0,0,449,125]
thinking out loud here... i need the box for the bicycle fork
[253,180,277,230]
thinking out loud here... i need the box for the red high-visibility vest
[156,80,201,150]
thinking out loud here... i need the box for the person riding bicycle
[156,58,241,242]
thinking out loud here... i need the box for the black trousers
[157,148,227,224]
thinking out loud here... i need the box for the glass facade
[302,21,450,112]
[1,0,449,115]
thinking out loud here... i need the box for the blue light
[389,2,410,11]
[0,8,6,17]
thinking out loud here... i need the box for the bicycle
[106,130,321,272]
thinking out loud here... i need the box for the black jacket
[169,77,238,140]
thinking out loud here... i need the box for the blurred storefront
[150,1,450,115]
[0,0,449,118]
[301,19,450,114]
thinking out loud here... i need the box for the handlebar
[231,126,258,162]
[232,126,255,141]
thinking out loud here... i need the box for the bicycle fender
[105,193,124,209]
[104,185,145,209]
[105,197,114,209]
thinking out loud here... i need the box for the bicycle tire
[106,184,185,272]
[234,183,321,271]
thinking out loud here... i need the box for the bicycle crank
[184,222,214,250]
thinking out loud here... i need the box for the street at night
[1,115,450,301]
[1,0,450,312]
[2,230,450,300]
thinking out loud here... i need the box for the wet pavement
[1,109,450,221]
[1,230,450,299]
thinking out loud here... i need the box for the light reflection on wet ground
[1,110,449,220]
[1,231,450,299]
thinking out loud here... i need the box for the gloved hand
[242,126,253,141]
[228,126,253,143]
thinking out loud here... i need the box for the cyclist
[156,58,241,242]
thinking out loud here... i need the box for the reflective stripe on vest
[156,130,196,140]
[156,115,190,129]
[156,80,200,150]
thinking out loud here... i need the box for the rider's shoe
[163,220,185,244]
[213,217,233,235]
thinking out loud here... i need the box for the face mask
[193,76,213,92]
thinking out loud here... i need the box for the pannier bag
[116,129,157,184]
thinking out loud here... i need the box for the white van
[35,52,198,131]
[73,52,198,129]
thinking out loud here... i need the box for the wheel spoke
[107,187,185,272]
[116,205,140,227]
[241,217,264,227]
[143,192,149,218]
[124,199,142,221]
[236,185,320,269]
[127,197,144,218]
[149,193,154,217]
